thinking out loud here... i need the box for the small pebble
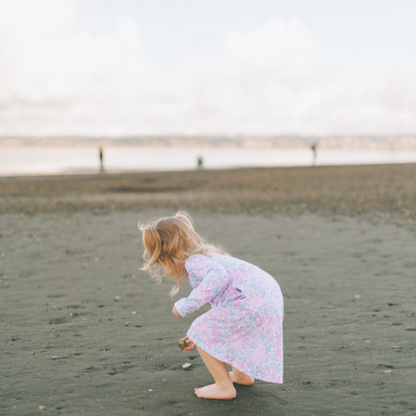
[52,356,58,360]
[177,340,187,351]
[182,363,192,370]
[39,406,46,410]
[132,311,137,315]
[382,369,392,374]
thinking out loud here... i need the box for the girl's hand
[172,305,182,318]
[181,336,196,352]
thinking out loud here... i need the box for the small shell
[177,340,187,351]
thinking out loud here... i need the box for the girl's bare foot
[229,370,255,386]
[194,383,236,400]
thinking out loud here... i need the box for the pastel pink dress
[174,254,284,383]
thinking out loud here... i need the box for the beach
[1,163,416,416]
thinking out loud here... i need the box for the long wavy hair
[138,211,228,296]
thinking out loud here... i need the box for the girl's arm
[174,257,229,317]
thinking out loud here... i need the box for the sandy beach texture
[1,164,416,416]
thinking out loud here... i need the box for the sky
[0,0,415,137]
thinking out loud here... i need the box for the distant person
[197,156,203,169]
[310,142,318,166]
[139,212,284,400]
[99,147,104,172]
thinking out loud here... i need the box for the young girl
[139,212,283,400]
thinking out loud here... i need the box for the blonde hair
[138,211,228,297]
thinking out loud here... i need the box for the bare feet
[194,383,236,400]
[229,370,255,386]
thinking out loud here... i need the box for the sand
[1,164,416,416]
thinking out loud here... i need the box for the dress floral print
[174,254,284,384]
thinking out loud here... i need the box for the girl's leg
[230,366,255,386]
[194,346,236,400]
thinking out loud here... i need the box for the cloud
[0,1,164,134]
[0,5,148,100]
[375,55,416,112]
[0,4,415,136]
[185,17,331,133]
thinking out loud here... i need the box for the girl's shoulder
[185,253,209,268]
[186,252,228,263]
[186,253,206,261]
[185,253,227,275]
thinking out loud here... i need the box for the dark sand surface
[1,163,416,222]
[1,164,416,415]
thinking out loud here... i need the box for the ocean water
[1,147,416,176]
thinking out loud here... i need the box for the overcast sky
[0,0,415,136]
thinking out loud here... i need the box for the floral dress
[174,254,284,384]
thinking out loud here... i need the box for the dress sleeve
[174,256,229,317]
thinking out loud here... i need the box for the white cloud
[0,1,166,134]
[0,3,415,136]
[375,55,416,112]
[185,17,330,133]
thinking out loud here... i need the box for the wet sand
[1,164,416,415]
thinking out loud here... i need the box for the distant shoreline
[1,134,416,150]
[2,147,416,177]
[1,160,416,179]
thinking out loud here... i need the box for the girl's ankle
[216,380,235,390]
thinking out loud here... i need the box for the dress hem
[188,333,283,385]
